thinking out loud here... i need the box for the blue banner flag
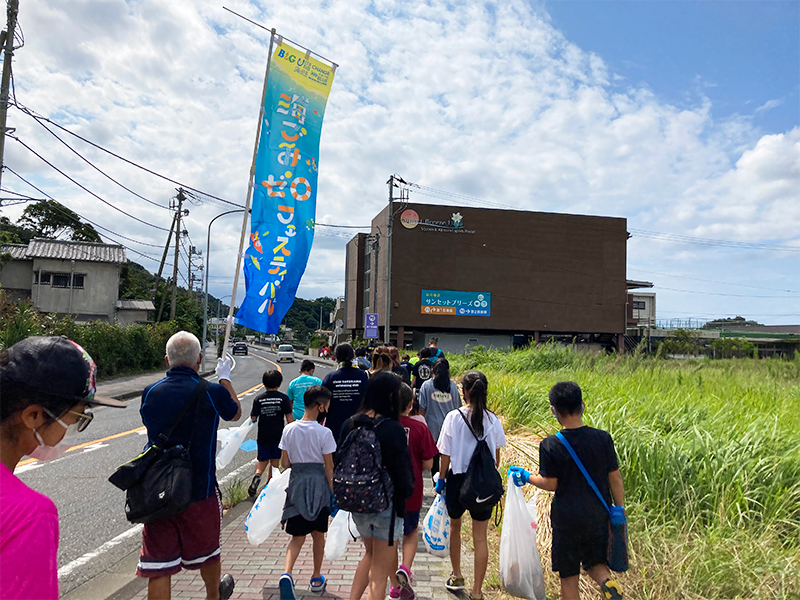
[235,39,336,333]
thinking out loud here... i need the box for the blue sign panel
[365,313,379,338]
[420,290,491,317]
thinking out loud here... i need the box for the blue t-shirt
[287,374,323,420]
[140,366,239,502]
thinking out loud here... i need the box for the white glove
[216,357,232,382]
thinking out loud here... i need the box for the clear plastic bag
[422,490,451,558]
[244,466,291,545]
[499,475,546,600]
[216,419,256,469]
[324,509,360,561]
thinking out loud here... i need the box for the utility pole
[0,0,20,190]
[152,213,177,303]
[170,188,185,321]
[156,277,171,322]
[384,175,394,344]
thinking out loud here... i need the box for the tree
[702,316,762,330]
[17,200,102,242]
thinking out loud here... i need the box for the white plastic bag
[324,510,361,561]
[499,476,546,600]
[244,466,291,545]
[422,492,451,558]
[216,419,256,469]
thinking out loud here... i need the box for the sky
[1,0,798,326]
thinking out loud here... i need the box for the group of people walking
[0,332,625,600]
[243,338,505,600]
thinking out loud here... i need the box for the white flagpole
[221,29,276,355]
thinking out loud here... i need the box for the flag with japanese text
[236,38,336,333]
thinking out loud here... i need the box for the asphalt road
[16,346,335,597]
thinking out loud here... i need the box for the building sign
[400,209,475,234]
[365,313,379,338]
[421,290,491,317]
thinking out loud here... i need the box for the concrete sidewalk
[109,491,462,600]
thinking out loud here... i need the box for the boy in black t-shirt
[248,370,293,496]
[510,382,625,600]
[410,347,434,394]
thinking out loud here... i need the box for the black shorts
[257,442,281,461]
[551,520,609,578]
[284,508,330,536]
[444,472,494,522]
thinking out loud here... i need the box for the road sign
[365,313,379,338]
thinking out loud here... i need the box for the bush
[0,293,182,378]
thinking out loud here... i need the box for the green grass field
[449,345,800,599]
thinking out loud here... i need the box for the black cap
[1,336,125,408]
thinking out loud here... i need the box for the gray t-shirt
[418,379,462,442]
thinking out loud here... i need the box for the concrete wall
[32,258,120,318]
[411,331,513,354]
[116,310,150,326]
[344,234,366,331]
[0,260,33,297]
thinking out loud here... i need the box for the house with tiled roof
[0,238,138,322]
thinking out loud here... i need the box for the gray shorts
[352,507,403,542]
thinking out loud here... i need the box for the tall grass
[451,344,800,599]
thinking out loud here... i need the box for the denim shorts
[352,507,403,542]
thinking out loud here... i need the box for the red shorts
[136,491,222,578]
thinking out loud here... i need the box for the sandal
[310,575,327,594]
[279,573,295,600]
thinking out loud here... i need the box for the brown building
[344,202,630,353]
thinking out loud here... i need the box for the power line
[20,106,170,210]
[5,168,173,265]
[652,286,798,299]
[16,109,244,208]
[11,137,171,232]
[628,266,798,294]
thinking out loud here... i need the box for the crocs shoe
[445,573,466,592]
[389,587,402,599]
[396,564,412,588]
[219,574,235,600]
[601,579,623,600]
[248,474,261,497]
[279,573,296,600]
[310,575,327,594]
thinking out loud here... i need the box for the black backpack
[457,409,504,512]
[333,418,394,514]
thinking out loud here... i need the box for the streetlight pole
[202,209,245,371]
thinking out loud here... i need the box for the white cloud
[756,98,785,113]
[3,0,798,324]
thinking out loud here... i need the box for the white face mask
[29,417,80,462]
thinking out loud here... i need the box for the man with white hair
[136,331,241,600]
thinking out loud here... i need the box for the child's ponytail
[461,370,489,438]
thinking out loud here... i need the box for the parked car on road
[277,344,295,362]
[232,342,248,356]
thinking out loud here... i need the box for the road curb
[97,499,255,600]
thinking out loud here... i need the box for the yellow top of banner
[272,40,335,98]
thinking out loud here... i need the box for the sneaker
[310,575,327,594]
[279,573,296,600]
[396,564,412,588]
[219,574,235,600]
[445,573,466,592]
[601,579,623,600]
[248,474,261,497]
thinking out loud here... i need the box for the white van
[277,344,295,363]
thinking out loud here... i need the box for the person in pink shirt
[0,337,125,600]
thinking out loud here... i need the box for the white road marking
[58,523,143,580]
[56,458,257,581]
[15,463,44,474]
[81,443,110,453]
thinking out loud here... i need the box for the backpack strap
[157,379,209,446]
[555,431,611,516]
[457,408,480,441]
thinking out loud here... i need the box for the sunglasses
[45,408,94,432]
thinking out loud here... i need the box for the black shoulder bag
[108,380,208,524]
